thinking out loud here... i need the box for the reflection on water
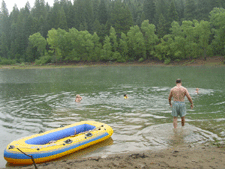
[0,67,225,168]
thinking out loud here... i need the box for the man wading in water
[168,79,193,128]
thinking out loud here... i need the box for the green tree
[47,28,62,62]
[175,0,185,21]
[155,0,168,26]
[91,32,102,61]
[196,0,210,21]
[92,0,100,21]
[57,6,68,30]
[31,0,48,35]
[93,19,101,34]
[135,12,145,27]
[141,20,158,59]
[155,21,187,63]
[168,0,179,23]
[118,32,128,62]
[98,0,108,25]
[0,0,10,58]
[101,36,112,61]
[79,30,95,61]
[154,35,172,63]
[155,20,204,63]
[66,28,95,61]
[127,25,146,61]
[74,0,94,32]
[209,0,223,9]
[67,28,80,61]
[28,32,47,60]
[84,0,94,33]
[60,0,74,29]
[181,20,198,58]
[131,0,144,26]
[167,0,179,33]
[109,27,118,53]
[209,8,225,56]
[9,5,35,61]
[169,21,187,60]
[143,0,156,24]
[15,8,34,62]
[57,28,71,60]
[8,6,20,60]
[184,0,197,20]
[32,0,47,20]
[48,1,61,29]
[109,0,133,36]
[194,20,212,60]
[157,14,167,38]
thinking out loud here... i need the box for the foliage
[209,8,225,56]
[143,0,156,24]
[0,0,225,65]
[28,32,47,57]
[154,19,212,62]
[141,20,158,58]
[127,25,146,61]
[118,32,128,62]
[0,57,16,65]
[109,0,133,35]
[35,55,52,65]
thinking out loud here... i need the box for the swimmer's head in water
[196,88,199,94]
[124,94,127,99]
[76,94,81,98]
[75,94,82,102]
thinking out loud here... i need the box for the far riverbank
[0,56,224,70]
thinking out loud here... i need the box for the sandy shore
[3,142,223,169]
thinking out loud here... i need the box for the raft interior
[25,124,96,145]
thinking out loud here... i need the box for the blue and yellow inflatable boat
[4,121,113,164]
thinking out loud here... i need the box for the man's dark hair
[176,79,181,83]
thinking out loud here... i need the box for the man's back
[169,86,188,102]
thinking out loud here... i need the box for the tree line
[0,0,225,65]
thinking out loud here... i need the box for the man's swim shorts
[172,101,186,117]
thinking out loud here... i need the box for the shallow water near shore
[0,66,225,168]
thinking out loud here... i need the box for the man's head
[76,94,81,98]
[75,94,82,102]
[176,79,181,84]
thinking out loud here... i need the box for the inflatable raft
[4,121,113,165]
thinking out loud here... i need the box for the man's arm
[185,89,193,109]
[168,90,173,107]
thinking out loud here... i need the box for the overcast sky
[5,0,55,13]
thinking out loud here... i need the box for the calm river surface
[0,66,225,168]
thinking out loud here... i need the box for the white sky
[5,0,55,13]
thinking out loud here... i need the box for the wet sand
[4,142,224,169]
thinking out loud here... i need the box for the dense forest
[0,0,225,65]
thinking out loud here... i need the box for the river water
[0,66,225,168]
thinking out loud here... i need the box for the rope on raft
[17,148,38,169]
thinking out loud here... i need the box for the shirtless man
[168,79,193,128]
